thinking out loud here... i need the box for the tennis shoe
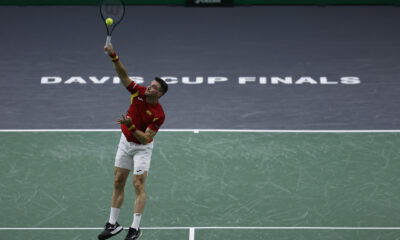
[124,227,142,240]
[98,222,123,240]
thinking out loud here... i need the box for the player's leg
[98,135,133,240]
[111,135,135,215]
[111,167,130,209]
[133,172,147,214]
[124,172,147,240]
[98,167,130,240]
[125,143,153,240]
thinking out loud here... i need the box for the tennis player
[98,44,168,240]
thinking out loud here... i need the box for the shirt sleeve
[148,116,165,132]
[126,81,144,94]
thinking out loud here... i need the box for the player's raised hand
[104,43,115,56]
[117,114,132,126]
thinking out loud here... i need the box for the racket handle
[104,35,112,54]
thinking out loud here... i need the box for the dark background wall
[1,5,400,130]
[2,0,400,5]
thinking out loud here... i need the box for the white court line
[3,226,399,240]
[0,129,400,133]
[1,227,400,230]
[189,227,195,240]
[193,227,400,230]
[0,227,187,230]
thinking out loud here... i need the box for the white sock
[108,208,120,225]
[131,213,142,230]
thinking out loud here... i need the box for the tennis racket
[100,0,125,54]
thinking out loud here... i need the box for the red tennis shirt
[121,81,165,144]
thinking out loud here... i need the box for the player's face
[145,80,162,98]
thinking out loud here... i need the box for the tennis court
[1,0,400,239]
[1,130,400,239]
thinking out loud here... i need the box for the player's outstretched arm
[104,44,133,87]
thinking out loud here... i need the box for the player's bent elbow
[140,137,152,145]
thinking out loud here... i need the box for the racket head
[100,0,125,36]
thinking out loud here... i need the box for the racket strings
[100,0,125,35]
[101,5,124,19]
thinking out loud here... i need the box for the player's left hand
[117,114,132,126]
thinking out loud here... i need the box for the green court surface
[1,131,400,240]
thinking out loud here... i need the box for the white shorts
[114,134,154,175]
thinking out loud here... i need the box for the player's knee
[133,180,145,193]
[114,175,126,190]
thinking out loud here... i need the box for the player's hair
[155,77,168,95]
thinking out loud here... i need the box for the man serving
[98,44,168,240]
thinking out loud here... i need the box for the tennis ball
[105,18,113,26]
